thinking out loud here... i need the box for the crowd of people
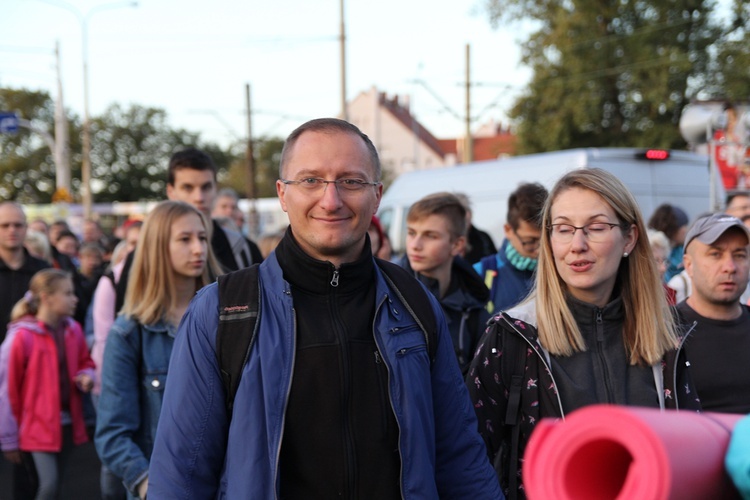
[1,117,750,499]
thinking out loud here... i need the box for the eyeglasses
[279,177,380,194]
[548,222,624,243]
[513,229,541,251]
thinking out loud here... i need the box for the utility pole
[339,0,348,120]
[245,83,259,240]
[37,0,138,218]
[464,43,473,164]
[54,41,71,201]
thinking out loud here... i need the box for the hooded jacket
[474,240,536,314]
[3,316,95,452]
[401,255,490,373]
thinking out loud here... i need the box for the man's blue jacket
[148,252,502,499]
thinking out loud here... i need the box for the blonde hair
[25,229,52,263]
[121,201,222,325]
[646,229,670,254]
[11,269,71,321]
[534,168,677,365]
[406,192,468,239]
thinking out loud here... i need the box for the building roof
[437,128,517,162]
[377,93,446,159]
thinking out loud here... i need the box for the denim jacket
[94,315,176,497]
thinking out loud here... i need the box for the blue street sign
[0,112,19,134]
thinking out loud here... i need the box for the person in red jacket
[4,268,95,499]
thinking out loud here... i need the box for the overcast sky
[1,0,532,147]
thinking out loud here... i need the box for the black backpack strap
[217,264,261,417]
[499,312,527,500]
[375,258,438,363]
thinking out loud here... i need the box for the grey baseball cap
[684,213,750,250]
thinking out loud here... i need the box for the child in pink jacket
[3,269,95,499]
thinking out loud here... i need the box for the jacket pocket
[141,371,167,453]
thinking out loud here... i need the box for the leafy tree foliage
[89,103,241,203]
[0,88,254,204]
[0,88,74,203]
[484,0,747,153]
[220,137,285,199]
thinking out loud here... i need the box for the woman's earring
[623,252,629,258]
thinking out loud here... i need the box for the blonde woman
[467,168,701,499]
[94,201,221,499]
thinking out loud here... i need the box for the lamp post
[37,0,138,218]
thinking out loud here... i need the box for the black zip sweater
[275,230,401,499]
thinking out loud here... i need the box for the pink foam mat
[523,405,743,500]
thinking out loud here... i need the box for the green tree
[485,0,745,153]
[90,103,235,203]
[705,1,750,101]
[0,88,67,203]
[0,89,238,204]
[220,137,285,199]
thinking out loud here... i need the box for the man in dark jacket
[401,192,490,373]
[0,202,50,342]
[166,148,262,271]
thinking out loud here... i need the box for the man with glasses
[400,192,490,374]
[0,202,50,343]
[148,118,501,498]
[474,182,548,313]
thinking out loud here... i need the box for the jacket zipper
[595,309,615,403]
[671,320,697,411]
[331,268,340,287]
[499,314,567,420]
[338,290,355,497]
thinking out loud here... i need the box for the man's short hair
[216,187,239,201]
[168,148,217,185]
[407,192,467,240]
[507,182,548,229]
[79,242,104,258]
[279,118,381,181]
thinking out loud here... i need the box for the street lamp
[36,0,138,218]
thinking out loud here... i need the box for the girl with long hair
[466,168,701,499]
[94,201,221,499]
[3,268,95,499]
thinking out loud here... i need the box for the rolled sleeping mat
[523,404,743,500]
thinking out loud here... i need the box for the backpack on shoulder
[482,312,527,500]
[216,259,439,417]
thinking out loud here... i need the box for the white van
[377,148,725,255]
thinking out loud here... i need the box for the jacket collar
[565,293,624,326]
[274,227,375,295]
